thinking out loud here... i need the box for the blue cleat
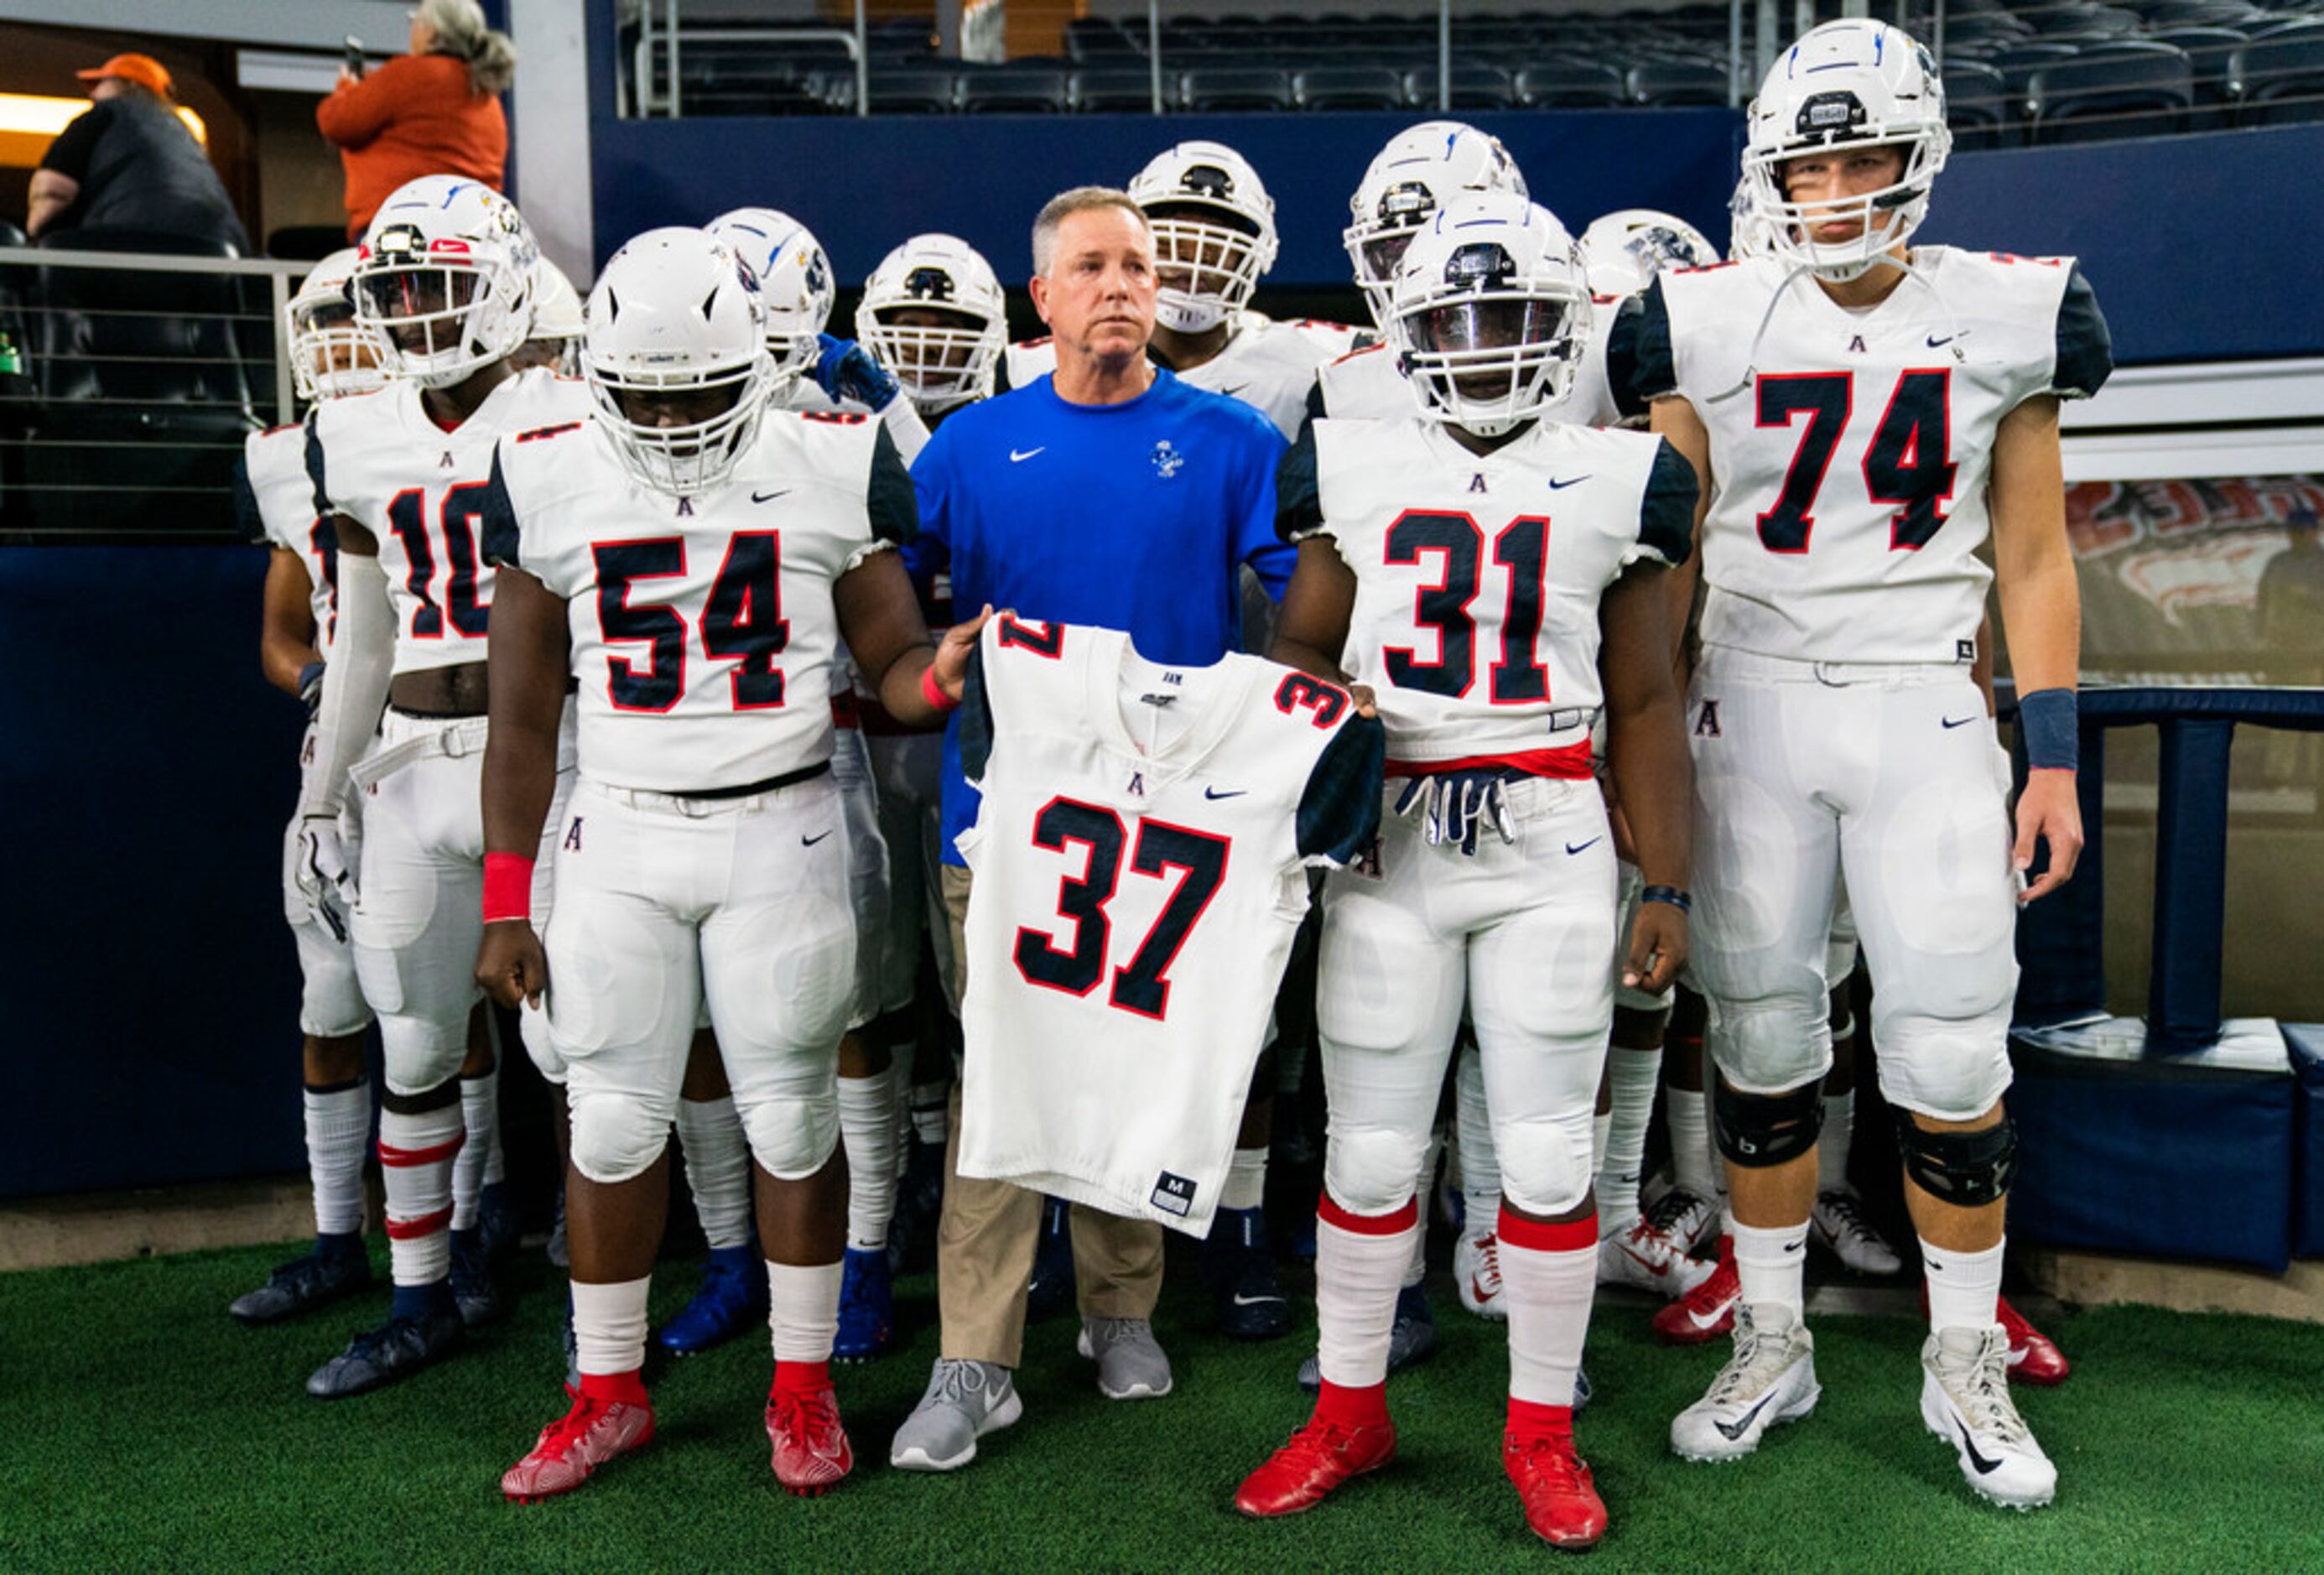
[1026,1197,1075,1323]
[476,1181,522,1270]
[230,1240,372,1325]
[1204,1207,1291,1341]
[887,1140,946,1276]
[834,1246,894,1363]
[1297,1282,1439,1392]
[657,1245,767,1356]
[307,1299,463,1398]
[450,1228,507,1328]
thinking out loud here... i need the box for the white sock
[378,1101,462,1286]
[571,1275,652,1376]
[1818,1090,1854,1193]
[1404,1132,1442,1287]
[1222,1146,1267,1212]
[767,1259,844,1364]
[1666,1084,1718,1198]
[1599,1047,1662,1235]
[1498,1211,1598,1406]
[838,1068,899,1251]
[910,1082,950,1146]
[1732,1219,1808,1321]
[1454,1046,1501,1231]
[1316,1193,1418,1389]
[304,1080,370,1238]
[1590,1111,1611,1178]
[1922,1237,2005,1333]
[676,1096,753,1252]
[452,1064,498,1231]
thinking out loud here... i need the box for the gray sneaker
[1075,1318,1173,1400]
[889,1359,1022,1472]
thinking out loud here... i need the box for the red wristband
[482,851,535,924]
[920,662,960,715]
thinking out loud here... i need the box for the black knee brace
[1713,1077,1824,1168]
[1895,1110,2018,1208]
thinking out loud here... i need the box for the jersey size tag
[1346,835,1385,881]
[1151,1171,1198,1218]
[1956,639,1977,663]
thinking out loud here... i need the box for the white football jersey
[954,618,1383,1235]
[1635,247,2111,664]
[481,408,914,793]
[307,369,590,676]
[238,419,339,652]
[1310,296,1628,428]
[776,374,929,465]
[1006,311,1361,439]
[1287,416,1694,771]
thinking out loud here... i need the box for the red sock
[1314,1378,1390,1430]
[1506,1396,1573,1444]
[772,1359,833,1396]
[578,1369,650,1406]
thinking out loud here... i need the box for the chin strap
[1702,249,1968,408]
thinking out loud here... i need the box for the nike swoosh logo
[1230,1292,1286,1307]
[1686,1301,1732,1331]
[802,830,834,846]
[1218,383,1252,398]
[1941,715,1980,729]
[1566,837,1602,855]
[1955,1418,2003,1475]
[1547,475,1591,490]
[1927,333,1965,348]
[1470,1275,1495,1304]
[1618,1240,1671,1276]
[1010,447,1046,462]
[1782,1240,1804,1254]
[1714,1390,1780,1442]
[751,490,790,504]
[1204,787,1248,800]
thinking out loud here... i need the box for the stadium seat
[1069,65,1167,113]
[2229,24,2324,120]
[2027,45,2197,141]
[860,67,959,115]
[1432,62,1517,109]
[1180,67,1295,112]
[1065,16,1142,63]
[1626,59,1729,106]
[958,62,1070,114]
[1513,60,1626,108]
[1292,64,1411,111]
[2150,24,2255,122]
[1943,60,2018,148]
[1995,40,2090,104]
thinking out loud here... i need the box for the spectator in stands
[28,53,248,252]
[316,0,515,242]
[2259,504,2324,788]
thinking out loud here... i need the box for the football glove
[1393,771,1516,856]
[294,812,358,943]
[812,332,902,412]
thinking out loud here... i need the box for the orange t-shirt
[316,53,508,241]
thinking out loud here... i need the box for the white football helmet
[1743,19,1951,282]
[1577,209,1721,297]
[525,255,585,370]
[353,174,538,388]
[1344,122,1528,329]
[581,227,773,497]
[856,233,1006,416]
[1727,175,1777,262]
[1126,141,1279,334]
[287,247,390,402]
[1389,194,1594,439]
[707,207,833,384]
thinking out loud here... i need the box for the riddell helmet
[354,175,538,388]
[1126,141,1280,334]
[581,227,774,497]
[1389,194,1593,439]
[1576,209,1721,297]
[287,247,390,402]
[706,207,834,385]
[855,234,1006,416]
[1743,19,1951,282]
[1344,122,1527,330]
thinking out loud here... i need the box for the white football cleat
[1599,1211,1717,1297]
[1812,1187,1904,1276]
[1921,1324,2057,1510]
[1453,1229,1507,1321]
[1670,1303,1820,1463]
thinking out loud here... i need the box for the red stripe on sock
[378,1134,465,1167]
[1506,1396,1574,1442]
[772,1359,832,1396]
[1496,1207,1598,1254]
[1316,1378,1390,1430]
[1316,1192,1419,1237]
[384,1206,454,1240]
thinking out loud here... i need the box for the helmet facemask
[1145,200,1267,335]
[289,292,388,402]
[1744,94,1950,283]
[588,351,772,498]
[1394,237,1590,439]
[863,301,1001,413]
[1344,181,1437,329]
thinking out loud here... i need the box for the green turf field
[3,1242,2316,1572]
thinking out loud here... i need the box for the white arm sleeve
[877,395,930,466]
[298,548,394,817]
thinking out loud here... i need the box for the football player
[1238,194,1696,1550]
[477,226,975,1500]
[229,249,389,1327]
[1633,20,2107,1509]
[511,253,584,375]
[292,175,587,1396]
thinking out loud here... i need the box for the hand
[2014,768,2083,902]
[1625,899,1687,995]
[335,65,358,89]
[929,603,995,704]
[813,333,901,412]
[294,813,357,943]
[1346,683,1378,720]
[476,920,549,1009]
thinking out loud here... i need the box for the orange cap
[76,54,174,98]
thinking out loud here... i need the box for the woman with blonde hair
[317,0,517,241]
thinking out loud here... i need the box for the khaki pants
[938,863,1162,1367]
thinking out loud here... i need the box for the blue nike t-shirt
[905,366,1292,863]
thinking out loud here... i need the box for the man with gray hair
[889,186,1294,1471]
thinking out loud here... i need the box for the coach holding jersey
[889,186,1292,1473]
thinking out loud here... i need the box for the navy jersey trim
[1302,377,1327,425]
[2051,263,2113,402]
[303,418,333,521]
[956,643,995,785]
[1296,712,1386,862]
[869,423,920,545]
[1640,439,1699,567]
[231,454,268,548]
[479,446,522,570]
[1624,283,1677,404]
[1276,424,1323,545]
[1604,294,1650,421]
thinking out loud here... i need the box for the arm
[30,107,100,237]
[475,564,569,1009]
[1990,393,2082,902]
[837,549,988,725]
[1267,538,1359,689]
[315,59,404,147]
[296,517,393,819]
[25,171,78,238]
[1649,393,1712,674]
[1599,560,1692,992]
[261,549,323,699]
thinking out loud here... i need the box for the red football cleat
[1653,1235,1739,1345]
[1234,1418,1397,1517]
[767,1382,854,1495]
[1504,1432,1608,1550]
[1999,1295,2071,1386]
[502,1384,655,1502]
